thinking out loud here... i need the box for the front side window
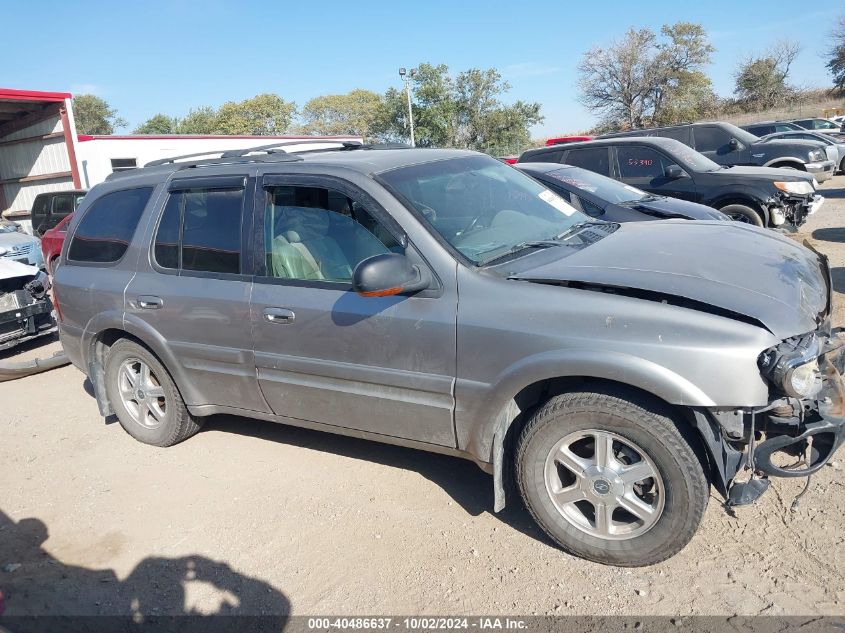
[380,155,591,265]
[617,147,669,179]
[693,126,731,153]
[68,187,153,263]
[263,185,400,282]
[153,188,243,274]
[565,148,610,176]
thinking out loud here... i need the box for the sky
[3,0,842,138]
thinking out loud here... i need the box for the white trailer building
[75,134,363,188]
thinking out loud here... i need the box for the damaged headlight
[774,181,815,195]
[760,334,823,399]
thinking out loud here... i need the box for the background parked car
[518,137,822,228]
[599,122,834,182]
[0,218,44,268]
[40,214,72,275]
[790,117,844,136]
[516,162,731,223]
[740,121,805,136]
[30,190,87,237]
[756,130,845,173]
[545,135,594,146]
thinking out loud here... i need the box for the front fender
[457,348,717,465]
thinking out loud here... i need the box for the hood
[0,258,39,281]
[507,221,828,339]
[714,165,815,183]
[626,197,729,221]
[754,138,825,150]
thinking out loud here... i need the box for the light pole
[399,67,417,147]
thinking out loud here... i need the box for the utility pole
[399,67,417,147]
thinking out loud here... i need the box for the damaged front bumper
[771,192,824,229]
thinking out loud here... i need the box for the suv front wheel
[516,387,708,567]
[104,339,203,446]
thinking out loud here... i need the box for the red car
[40,213,72,275]
[545,135,593,145]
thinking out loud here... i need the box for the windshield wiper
[477,240,562,265]
[555,220,607,241]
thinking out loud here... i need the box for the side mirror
[664,165,687,179]
[729,137,741,150]
[352,253,430,297]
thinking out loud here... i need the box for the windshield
[656,138,722,172]
[0,221,19,234]
[543,166,650,203]
[379,155,591,265]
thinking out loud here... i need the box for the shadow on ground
[201,414,549,545]
[0,510,290,627]
[831,267,845,293]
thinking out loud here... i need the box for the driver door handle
[264,307,295,324]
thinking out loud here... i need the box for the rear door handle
[264,307,295,324]
[137,295,163,310]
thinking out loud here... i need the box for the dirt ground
[1,179,845,619]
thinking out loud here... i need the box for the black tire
[104,339,202,447]
[719,203,764,227]
[515,387,708,567]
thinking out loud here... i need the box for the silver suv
[54,143,845,567]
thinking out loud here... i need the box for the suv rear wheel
[516,387,708,567]
[104,339,203,446]
[719,203,764,227]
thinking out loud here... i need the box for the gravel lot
[1,178,844,618]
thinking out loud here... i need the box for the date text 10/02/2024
[307,618,528,630]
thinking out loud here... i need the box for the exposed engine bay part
[0,259,56,352]
[0,350,69,382]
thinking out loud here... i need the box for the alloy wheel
[543,430,665,540]
[117,358,167,429]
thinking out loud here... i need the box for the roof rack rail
[221,139,364,159]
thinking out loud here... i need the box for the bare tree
[578,22,715,131]
[734,40,801,108]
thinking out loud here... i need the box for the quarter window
[68,187,153,263]
[263,185,400,283]
[153,188,244,275]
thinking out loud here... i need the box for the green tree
[298,89,383,138]
[734,40,800,108]
[73,94,127,135]
[175,107,218,134]
[577,22,715,130]
[827,18,845,93]
[133,113,178,134]
[373,63,543,152]
[213,93,296,135]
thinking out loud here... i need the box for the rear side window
[31,196,48,217]
[657,127,691,146]
[68,187,153,263]
[153,188,244,275]
[564,148,610,176]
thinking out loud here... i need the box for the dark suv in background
[599,122,834,182]
[518,137,822,227]
[30,190,87,237]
